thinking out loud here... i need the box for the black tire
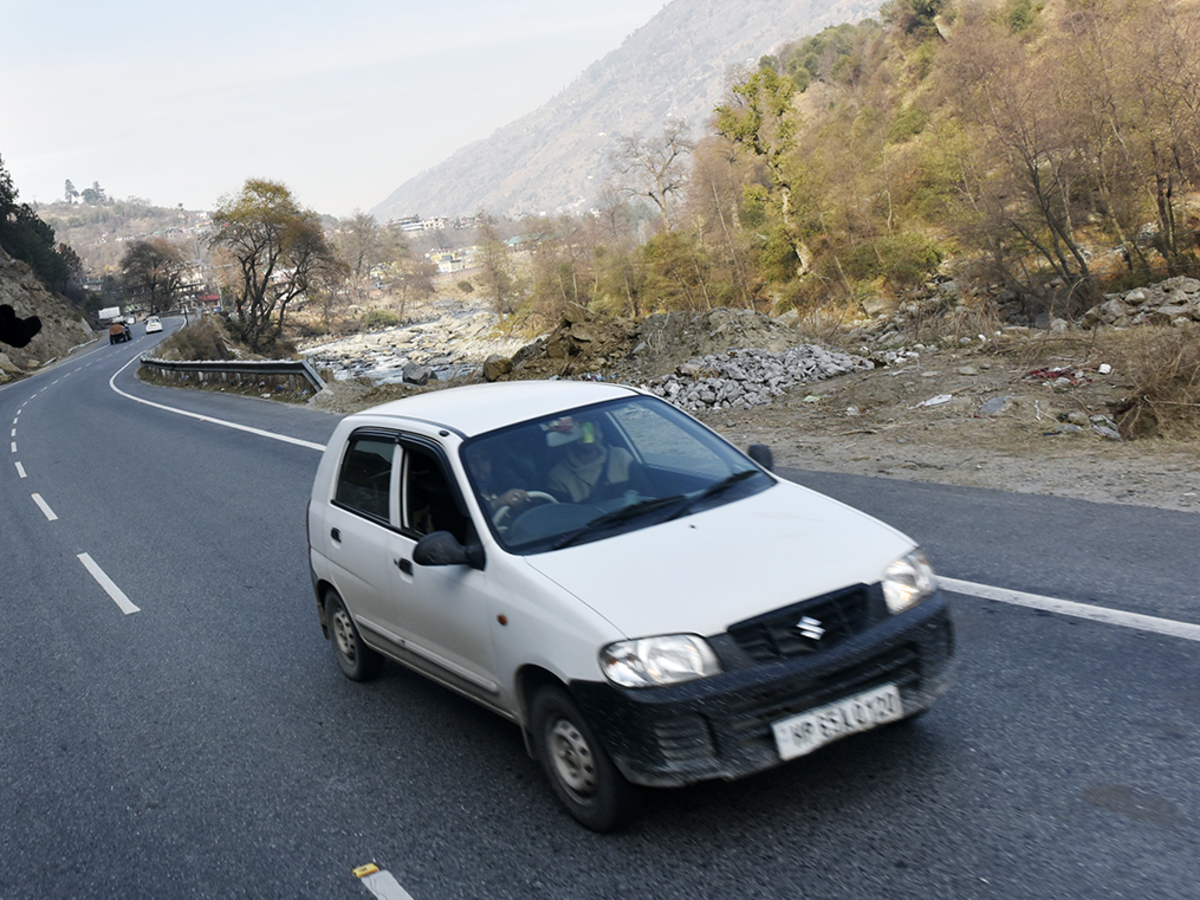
[530,686,640,832]
[325,591,382,682]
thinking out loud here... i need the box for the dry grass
[154,316,234,361]
[1103,325,1200,439]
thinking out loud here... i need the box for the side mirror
[747,444,774,472]
[413,530,486,570]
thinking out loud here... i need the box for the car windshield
[461,395,772,553]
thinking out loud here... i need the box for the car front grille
[727,584,870,661]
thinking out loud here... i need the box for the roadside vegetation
[4,0,1199,439]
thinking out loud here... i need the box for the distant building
[390,214,450,233]
[426,248,468,274]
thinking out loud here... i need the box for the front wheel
[530,686,640,832]
[325,591,382,682]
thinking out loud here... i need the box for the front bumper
[570,588,954,787]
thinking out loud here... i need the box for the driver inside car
[465,443,532,513]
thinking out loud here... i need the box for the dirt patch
[693,342,1200,512]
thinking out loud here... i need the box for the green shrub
[364,309,400,329]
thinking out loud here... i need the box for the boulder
[482,355,512,382]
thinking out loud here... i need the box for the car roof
[347,380,643,438]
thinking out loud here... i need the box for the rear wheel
[325,591,382,682]
[530,686,640,832]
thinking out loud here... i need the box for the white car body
[307,381,953,830]
[144,316,163,334]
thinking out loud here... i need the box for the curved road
[1,320,1196,899]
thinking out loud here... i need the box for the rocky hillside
[0,248,96,381]
[373,0,881,219]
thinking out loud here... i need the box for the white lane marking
[15,461,26,478]
[108,356,325,451]
[10,442,15,453]
[10,429,14,437]
[31,493,58,521]
[357,869,415,900]
[941,577,1200,643]
[78,553,140,614]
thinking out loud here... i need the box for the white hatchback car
[307,381,953,830]
[144,316,163,334]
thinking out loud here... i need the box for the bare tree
[474,210,518,315]
[610,118,694,230]
[119,237,188,313]
[337,210,380,278]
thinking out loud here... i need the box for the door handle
[395,558,413,575]
[330,527,341,542]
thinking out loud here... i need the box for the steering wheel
[493,491,558,528]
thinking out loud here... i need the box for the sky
[1,0,669,218]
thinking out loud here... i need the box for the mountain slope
[373,0,881,220]
[0,248,95,377]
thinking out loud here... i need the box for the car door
[321,430,400,640]
[381,440,504,710]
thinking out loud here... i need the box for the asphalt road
[1,321,1196,900]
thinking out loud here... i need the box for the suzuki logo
[795,616,826,641]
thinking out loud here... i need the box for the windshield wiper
[665,469,760,522]
[549,495,687,550]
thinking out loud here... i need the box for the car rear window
[334,437,395,521]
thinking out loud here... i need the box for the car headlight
[601,634,721,688]
[882,549,938,614]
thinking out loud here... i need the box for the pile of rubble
[1080,276,1200,328]
[505,306,809,381]
[644,345,872,410]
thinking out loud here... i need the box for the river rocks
[402,362,432,385]
[299,300,525,383]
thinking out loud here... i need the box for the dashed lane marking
[31,493,57,521]
[354,864,415,900]
[78,553,140,615]
[941,577,1200,643]
[15,462,26,478]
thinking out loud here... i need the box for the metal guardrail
[139,356,327,393]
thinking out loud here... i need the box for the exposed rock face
[1079,276,1200,328]
[0,248,96,379]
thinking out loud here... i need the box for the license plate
[772,683,903,761]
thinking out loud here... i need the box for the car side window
[401,446,469,543]
[334,437,396,521]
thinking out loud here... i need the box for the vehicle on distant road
[108,322,131,344]
[307,381,954,831]
[144,316,162,334]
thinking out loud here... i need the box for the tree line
[472,0,1200,329]
[0,155,82,295]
